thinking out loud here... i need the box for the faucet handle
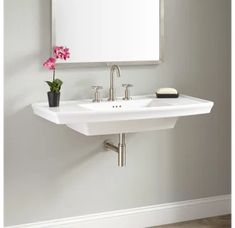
[122,84,133,89]
[92,86,103,91]
[91,86,103,102]
[122,84,133,100]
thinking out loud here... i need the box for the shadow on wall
[5,106,107,180]
[39,0,51,65]
[4,105,110,225]
[4,0,50,78]
[168,108,231,200]
[4,53,41,79]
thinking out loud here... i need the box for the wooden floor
[152,215,231,228]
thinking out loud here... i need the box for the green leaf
[52,79,63,92]
[45,81,54,91]
[53,79,63,86]
[45,81,53,87]
[45,79,63,92]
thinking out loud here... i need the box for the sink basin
[79,99,168,111]
[32,94,213,136]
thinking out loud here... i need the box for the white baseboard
[7,194,231,228]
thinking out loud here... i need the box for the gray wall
[4,0,231,226]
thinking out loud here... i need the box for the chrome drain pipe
[104,133,126,167]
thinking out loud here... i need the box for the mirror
[51,0,164,66]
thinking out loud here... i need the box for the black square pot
[47,92,60,107]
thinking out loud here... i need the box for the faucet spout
[108,65,121,101]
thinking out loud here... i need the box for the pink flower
[53,46,70,60]
[63,47,70,60]
[43,57,56,70]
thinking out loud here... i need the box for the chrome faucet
[108,65,121,101]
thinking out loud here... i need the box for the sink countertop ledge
[32,95,213,124]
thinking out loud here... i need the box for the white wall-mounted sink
[32,94,214,136]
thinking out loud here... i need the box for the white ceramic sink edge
[32,94,214,136]
[32,94,213,124]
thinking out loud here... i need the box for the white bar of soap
[156,88,178,94]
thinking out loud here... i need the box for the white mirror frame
[51,0,164,67]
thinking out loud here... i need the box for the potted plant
[43,46,70,107]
